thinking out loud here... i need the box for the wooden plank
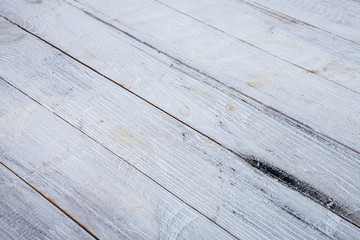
[0,165,93,239]
[3,0,360,152]
[242,0,360,44]
[1,0,360,226]
[1,18,359,239]
[155,0,360,93]
[0,82,233,240]
[57,0,360,152]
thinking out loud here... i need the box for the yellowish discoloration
[0,103,42,140]
[247,81,264,88]
[77,120,84,131]
[79,34,89,40]
[158,72,165,83]
[278,86,294,100]
[226,104,238,112]
[111,126,133,141]
[244,117,264,140]
[110,125,152,153]
[245,126,263,141]
[83,49,96,59]
[178,101,190,116]
[213,204,221,222]
[50,102,60,109]
[191,87,215,100]
[41,161,51,168]
[34,155,62,172]
[45,96,62,110]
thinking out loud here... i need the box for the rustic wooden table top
[1,0,360,239]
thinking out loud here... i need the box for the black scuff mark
[242,154,348,217]
[182,132,187,142]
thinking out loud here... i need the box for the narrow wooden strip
[0,164,94,239]
[242,0,360,44]
[1,0,360,225]
[1,17,360,239]
[155,0,360,93]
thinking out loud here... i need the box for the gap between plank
[153,0,360,96]
[0,78,239,240]
[2,15,360,230]
[60,1,360,157]
[236,0,360,46]
[0,161,99,240]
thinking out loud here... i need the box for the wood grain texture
[5,0,360,153]
[58,0,360,153]
[1,0,360,226]
[1,18,360,239]
[243,0,360,44]
[0,82,233,240]
[0,165,93,239]
[155,0,360,94]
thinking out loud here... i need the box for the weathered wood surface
[0,82,232,240]
[1,0,360,227]
[0,165,93,239]
[58,0,360,152]
[156,0,360,93]
[1,18,360,239]
[243,0,360,44]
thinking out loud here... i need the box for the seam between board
[0,78,239,240]
[236,0,360,46]
[1,15,360,230]
[59,1,360,157]
[153,0,360,96]
[0,162,100,240]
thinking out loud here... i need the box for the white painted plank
[0,165,93,240]
[1,18,360,239]
[1,0,360,226]
[3,0,360,152]
[58,0,360,152]
[243,0,360,44]
[0,82,232,240]
[155,0,360,93]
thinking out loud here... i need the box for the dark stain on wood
[244,154,348,217]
